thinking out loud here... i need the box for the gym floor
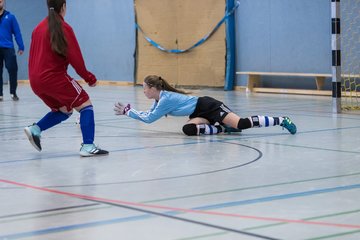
[0,83,359,240]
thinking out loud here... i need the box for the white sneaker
[79,143,109,157]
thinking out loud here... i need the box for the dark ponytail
[47,0,67,57]
[144,75,189,94]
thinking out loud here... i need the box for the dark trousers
[0,47,18,96]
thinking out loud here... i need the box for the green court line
[242,209,360,231]
[0,205,110,224]
[143,172,360,203]
[305,229,360,240]
[173,209,360,240]
[174,232,228,240]
[2,173,359,237]
[253,140,360,154]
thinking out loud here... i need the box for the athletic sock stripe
[208,125,213,135]
[80,105,94,112]
[265,116,269,127]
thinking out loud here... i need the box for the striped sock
[249,116,283,128]
[197,124,223,135]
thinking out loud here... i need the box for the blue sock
[37,111,72,131]
[80,105,95,144]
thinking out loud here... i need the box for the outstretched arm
[114,99,174,124]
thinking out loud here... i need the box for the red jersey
[29,17,96,87]
[28,17,96,111]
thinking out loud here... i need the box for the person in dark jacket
[0,0,24,101]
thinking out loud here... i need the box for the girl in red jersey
[24,0,108,157]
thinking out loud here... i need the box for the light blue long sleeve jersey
[127,90,199,123]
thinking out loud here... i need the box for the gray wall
[235,0,332,89]
[6,0,135,83]
[6,0,333,89]
[5,0,46,81]
[65,0,135,82]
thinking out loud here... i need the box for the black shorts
[189,96,232,125]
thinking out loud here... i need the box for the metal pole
[331,0,342,113]
[224,0,236,91]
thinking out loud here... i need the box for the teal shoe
[280,117,297,135]
[24,124,42,151]
[223,125,242,134]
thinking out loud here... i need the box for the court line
[143,172,360,203]
[174,232,228,240]
[2,124,358,165]
[1,179,359,230]
[3,138,356,188]
[6,125,358,187]
[0,212,155,240]
[0,142,263,188]
[0,204,105,225]
[0,180,279,240]
[0,173,360,235]
[0,203,99,219]
[0,139,259,165]
[251,140,360,154]
[2,176,360,222]
[191,184,360,212]
[305,230,360,240]
[173,209,360,240]
[243,209,360,231]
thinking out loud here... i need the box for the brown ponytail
[144,75,189,94]
[47,0,67,57]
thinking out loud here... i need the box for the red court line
[1,178,359,229]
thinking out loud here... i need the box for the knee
[57,110,72,119]
[59,106,73,116]
[237,118,252,129]
[182,123,198,136]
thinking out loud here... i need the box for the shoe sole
[79,148,109,157]
[80,152,109,157]
[286,124,297,135]
[281,125,297,135]
[24,127,41,152]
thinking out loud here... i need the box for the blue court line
[3,124,359,165]
[192,184,360,211]
[0,213,153,239]
[1,183,359,239]
[2,122,359,165]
